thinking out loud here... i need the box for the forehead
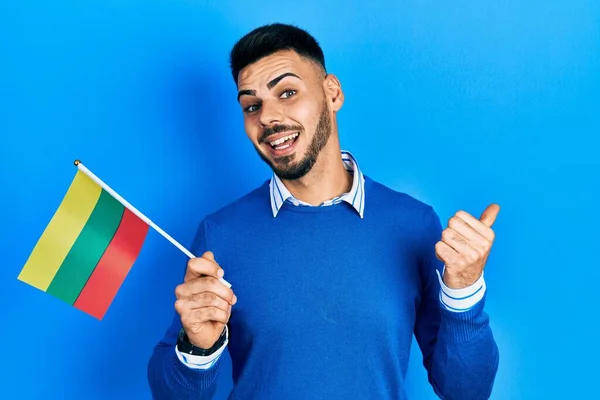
[237,50,318,89]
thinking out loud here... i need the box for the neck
[279,136,352,206]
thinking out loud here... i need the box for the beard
[254,98,332,181]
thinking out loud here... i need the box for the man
[148,23,500,399]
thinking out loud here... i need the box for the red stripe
[74,208,149,319]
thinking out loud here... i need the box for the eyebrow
[237,72,302,102]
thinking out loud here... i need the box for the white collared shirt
[269,150,365,218]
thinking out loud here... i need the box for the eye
[244,104,261,113]
[280,89,297,99]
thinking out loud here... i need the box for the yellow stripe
[18,171,102,291]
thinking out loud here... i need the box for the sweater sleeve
[413,207,499,400]
[147,219,224,399]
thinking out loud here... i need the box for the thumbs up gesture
[435,204,500,289]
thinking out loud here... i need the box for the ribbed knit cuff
[438,296,490,344]
[165,345,221,392]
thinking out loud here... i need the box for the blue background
[1,1,599,399]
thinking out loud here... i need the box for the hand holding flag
[175,251,237,349]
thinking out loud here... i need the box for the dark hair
[229,23,326,84]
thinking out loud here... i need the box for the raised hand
[174,251,237,349]
[435,204,500,289]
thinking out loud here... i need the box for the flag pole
[73,160,231,288]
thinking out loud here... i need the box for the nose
[259,99,284,127]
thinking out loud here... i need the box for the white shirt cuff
[175,325,229,370]
[436,268,486,312]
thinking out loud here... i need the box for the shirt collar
[269,150,365,218]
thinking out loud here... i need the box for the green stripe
[46,190,125,304]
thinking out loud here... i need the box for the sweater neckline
[277,176,371,215]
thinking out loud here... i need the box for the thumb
[479,203,500,227]
[202,251,216,262]
[202,251,223,278]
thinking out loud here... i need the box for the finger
[448,216,489,248]
[442,228,480,263]
[185,252,224,282]
[191,307,230,325]
[454,210,495,242]
[175,276,235,303]
[435,240,458,264]
[479,204,500,227]
[185,292,232,312]
[441,228,472,254]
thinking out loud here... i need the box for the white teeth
[270,132,299,146]
[276,143,292,150]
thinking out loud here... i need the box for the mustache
[259,124,303,144]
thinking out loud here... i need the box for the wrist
[437,268,486,313]
[177,326,227,356]
[443,268,482,289]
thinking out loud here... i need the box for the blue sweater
[148,176,499,399]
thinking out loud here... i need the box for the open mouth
[266,132,300,156]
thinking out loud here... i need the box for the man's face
[236,50,332,180]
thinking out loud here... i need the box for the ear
[323,74,344,112]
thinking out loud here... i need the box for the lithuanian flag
[17,161,149,320]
